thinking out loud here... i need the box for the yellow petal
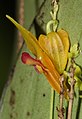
[38,30,69,74]
[57,29,69,67]
[6,15,40,57]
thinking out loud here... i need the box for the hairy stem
[67,59,76,119]
[57,75,65,119]
[17,0,24,53]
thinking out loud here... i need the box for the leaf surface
[0,0,82,119]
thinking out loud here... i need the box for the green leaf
[0,0,82,119]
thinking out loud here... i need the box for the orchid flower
[6,15,69,98]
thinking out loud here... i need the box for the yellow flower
[6,15,69,97]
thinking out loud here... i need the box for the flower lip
[21,52,30,64]
[21,52,44,68]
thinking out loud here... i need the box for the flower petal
[6,15,41,57]
[57,29,69,66]
[21,52,61,93]
[38,30,69,74]
[21,52,40,65]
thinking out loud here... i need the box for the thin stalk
[17,0,24,53]
[67,59,76,119]
[50,88,55,119]
[57,75,65,119]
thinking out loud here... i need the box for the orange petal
[21,52,61,93]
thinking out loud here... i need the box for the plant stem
[57,75,65,119]
[50,88,54,119]
[67,59,76,119]
[17,0,24,53]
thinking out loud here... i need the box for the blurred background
[0,0,17,97]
